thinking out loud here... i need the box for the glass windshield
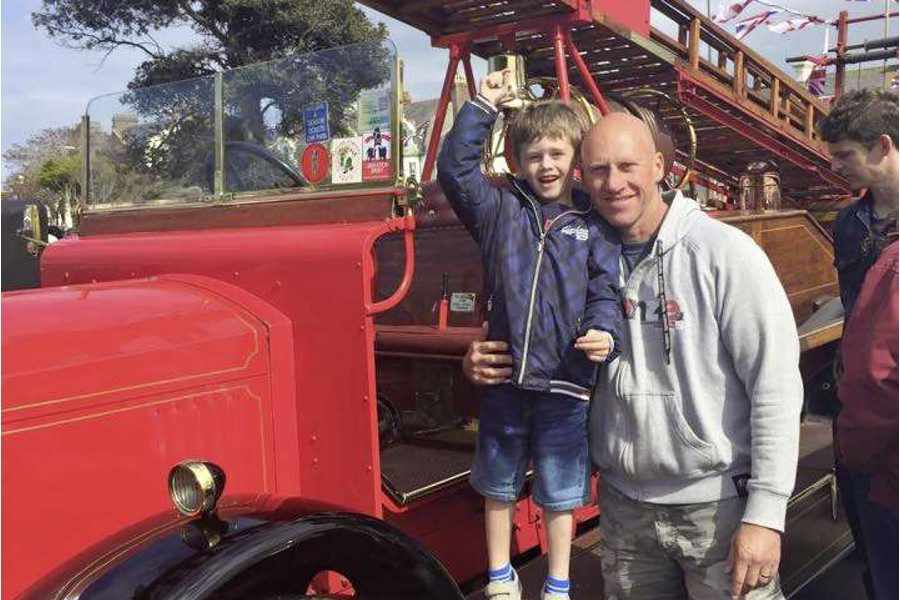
[86,76,216,208]
[83,40,398,211]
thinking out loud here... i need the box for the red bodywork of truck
[2,274,291,597]
[3,218,404,596]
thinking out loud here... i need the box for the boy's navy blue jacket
[437,99,623,399]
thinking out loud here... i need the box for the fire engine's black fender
[62,511,465,600]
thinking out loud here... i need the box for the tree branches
[32,0,387,84]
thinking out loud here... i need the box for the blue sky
[2,1,896,179]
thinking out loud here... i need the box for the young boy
[437,70,622,600]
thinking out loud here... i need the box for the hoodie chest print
[622,296,685,329]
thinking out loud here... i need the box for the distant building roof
[402,79,470,157]
[111,113,140,142]
[405,99,441,126]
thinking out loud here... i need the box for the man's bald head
[580,110,668,242]
[582,111,657,163]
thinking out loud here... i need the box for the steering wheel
[206,141,308,194]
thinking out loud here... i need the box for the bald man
[464,112,802,599]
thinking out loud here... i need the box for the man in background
[818,88,899,600]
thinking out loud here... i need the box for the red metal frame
[552,25,572,104]
[420,9,620,181]
[420,44,463,183]
[833,9,897,99]
[835,11,849,99]
[364,214,416,316]
[844,10,898,25]
[563,29,611,115]
[431,9,594,49]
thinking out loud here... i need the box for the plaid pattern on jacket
[437,99,623,397]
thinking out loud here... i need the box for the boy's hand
[479,69,515,108]
[574,329,613,363]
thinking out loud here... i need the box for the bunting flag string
[715,0,824,23]
[711,0,894,94]
[714,0,835,38]
[768,15,826,33]
[715,0,755,23]
[734,9,782,39]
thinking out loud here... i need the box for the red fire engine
[3,1,859,598]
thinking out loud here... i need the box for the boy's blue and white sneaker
[484,568,522,600]
[541,592,570,600]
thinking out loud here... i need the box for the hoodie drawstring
[656,240,672,365]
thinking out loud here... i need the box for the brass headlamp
[168,461,226,518]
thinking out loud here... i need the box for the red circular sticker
[300,143,330,184]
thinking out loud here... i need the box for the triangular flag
[734,10,781,40]
[769,16,825,33]
[715,0,755,23]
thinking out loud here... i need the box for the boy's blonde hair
[507,100,587,161]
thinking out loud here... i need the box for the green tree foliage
[33,1,387,83]
[35,154,81,194]
[2,127,81,226]
[35,154,81,226]
[3,127,79,184]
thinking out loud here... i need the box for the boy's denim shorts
[469,384,591,511]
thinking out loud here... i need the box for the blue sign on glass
[304,103,330,143]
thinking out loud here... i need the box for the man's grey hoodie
[590,191,802,532]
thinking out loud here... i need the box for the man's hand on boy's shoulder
[478,69,516,108]
[575,329,614,363]
[464,341,514,385]
[461,323,513,385]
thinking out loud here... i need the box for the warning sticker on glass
[357,87,392,132]
[303,102,330,143]
[331,137,363,184]
[450,293,477,313]
[362,128,392,181]
[300,143,329,184]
